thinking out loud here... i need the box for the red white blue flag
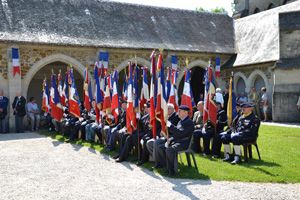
[111,70,119,123]
[126,61,136,133]
[149,50,157,139]
[215,58,221,79]
[50,73,63,121]
[181,70,193,118]
[84,67,90,112]
[42,78,49,114]
[12,48,20,77]
[99,52,109,76]
[94,62,103,123]
[58,72,65,107]
[171,55,178,73]
[168,71,179,112]
[68,69,81,118]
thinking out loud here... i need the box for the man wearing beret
[202,101,227,158]
[157,105,194,176]
[221,102,260,164]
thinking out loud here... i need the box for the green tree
[196,6,228,14]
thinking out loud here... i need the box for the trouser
[221,133,257,145]
[146,137,166,163]
[101,127,110,143]
[27,113,40,130]
[157,142,186,171]
[134,133,151,161]
[211,133,223,157]
[94,126,102,142]
[15,115,24,133]
[202,129,214,154]
[52,119,62,133]
[107,127,119,150]
[69,123,81,140]
[80,122,88,140]
[119,134,135,160]
[252,104,261,119]
[0,116,6,133]
[118,133,130,154]
[86,123,98,141]
[193,129,203,153]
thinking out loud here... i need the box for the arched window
[253,8,260,14]
[254,76,265,96]
[236,78,246,95]
[267,3,275,10]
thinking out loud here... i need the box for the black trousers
[193,129,203,153]
[69,123,81,140]
[80,122,88,140]
[202,129,214,155]
[134,133,151,162]
[221,133,256,145]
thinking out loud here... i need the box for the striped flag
[111,70,120,123]
[126,61,136,133]
[149,50,157,139]
[62,71,69,105]
[58,71,65,106]
[156,53,168,135]
[50,73,63,121]
[181,70,193,118]
[133,65,140,119]
[103,77,112,124]
[227,74,238,128]
[12,48,20,77]
[171,55,178,73]
[41,78,49,114]
[215,58,221,79]
[99,52,109,76]
[165,67,171,102]
[94,62,103,123]
[168,71,179,112]
[84,67,90,112]
[68,69,81,118]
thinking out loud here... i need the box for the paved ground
[1,132,299,200]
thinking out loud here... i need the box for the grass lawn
[39,125,300,183]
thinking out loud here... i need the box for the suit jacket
[192,110,203,129]
[205,109,227,133]
[167,112,180,136]
[0,96,9,115]
[12,96,26,117]
[116,109,126,129]
[249,91,261,104]
[169,116,195,149]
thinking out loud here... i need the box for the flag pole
[135,54,141,161]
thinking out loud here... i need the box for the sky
[109,0,234,16]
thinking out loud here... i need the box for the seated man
[105,100,127,152]
[157,105,195,176]
[147,103,180,169]
[115,103,150,163]
[26,97,41,131]
[192,101,204,153]
[221,102,260,164]
[202,101,227,158]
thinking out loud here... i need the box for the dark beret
[240,102,255,108]
[144,101,150,108]
[178,105,190,111]
[121,100,127,104]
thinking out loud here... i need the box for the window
[267,3,275,10]
[253,8,260,14]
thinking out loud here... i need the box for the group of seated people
[46,98,261,176]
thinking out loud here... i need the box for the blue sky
[109,0,234,15]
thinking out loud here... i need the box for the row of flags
[41,50,231,138]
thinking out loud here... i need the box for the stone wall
[234,0,285,15]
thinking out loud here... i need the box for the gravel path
[0,133,299,200]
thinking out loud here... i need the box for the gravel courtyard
[0,132,299,200]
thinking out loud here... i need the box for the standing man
[0,89,9,133]
[223,89,229,113]
[12,91,26,133]
[249,87,261,119]
[27,97,41,131]
[192,101,204,153]
[157,105,194,176]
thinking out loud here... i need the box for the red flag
[149,51,157,139]
[50,74,64,121]
[111,72,119,123]
[103,83,112,124]
[84,67,90,112]
[126,61,136,134]
[181,70,193,118]
[41,79,49,114]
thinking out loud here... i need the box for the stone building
[0,0,234,131]
[0,0,299,131]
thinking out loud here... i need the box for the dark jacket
[205,109,227,133]
[168,112,180,135]
[0,96,9,115]
[236,112,260,137]
[169,116,195,149]
[12,96,26,117]
[116,109,126,129]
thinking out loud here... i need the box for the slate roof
[0,0,234,54]
[233,0,300,67]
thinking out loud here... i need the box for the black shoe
[65,139,73,143]
[231,156,242,165]
[104,148,112,153]
[116,157,125,163]
[137,160,145,166]
[131,158,138,162]
[160,169,169,174]
[168,170,175,177]
[150,163,162,171]
[211,155,220,159]
[87,140,91,143]
[222,154,234,162]
[112,154,120,159]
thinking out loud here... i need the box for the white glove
[140,139,144,145]
[104,125,109,130]
[165,141,168,148]
[112,127,118,133]
[201,128,206,134]
[120,127,126,133]
[79,117,84,122]
[166,120,171,127]
[156,136,159,140]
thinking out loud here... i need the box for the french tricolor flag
[99,52,109,76]
[171,55,178,73]
[215,58,221,79]
[12,48,21,77]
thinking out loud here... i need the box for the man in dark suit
[0,89,9,133]
[157,105,195,176]
[147,103,180,169]
[12,91,26,133]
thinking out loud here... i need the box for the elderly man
[0,89,9,133]
[157,105,194,176]
[146,103,180,169]
[193,101,204,153]
[27,97,41,131]
[249,87,261,119]
[12,91,26,133]
[221,102,260,164]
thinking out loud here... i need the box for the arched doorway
[254,76,265,96]
[27,61,84,113]
[178,67,205,104]
[236,77,246,95]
